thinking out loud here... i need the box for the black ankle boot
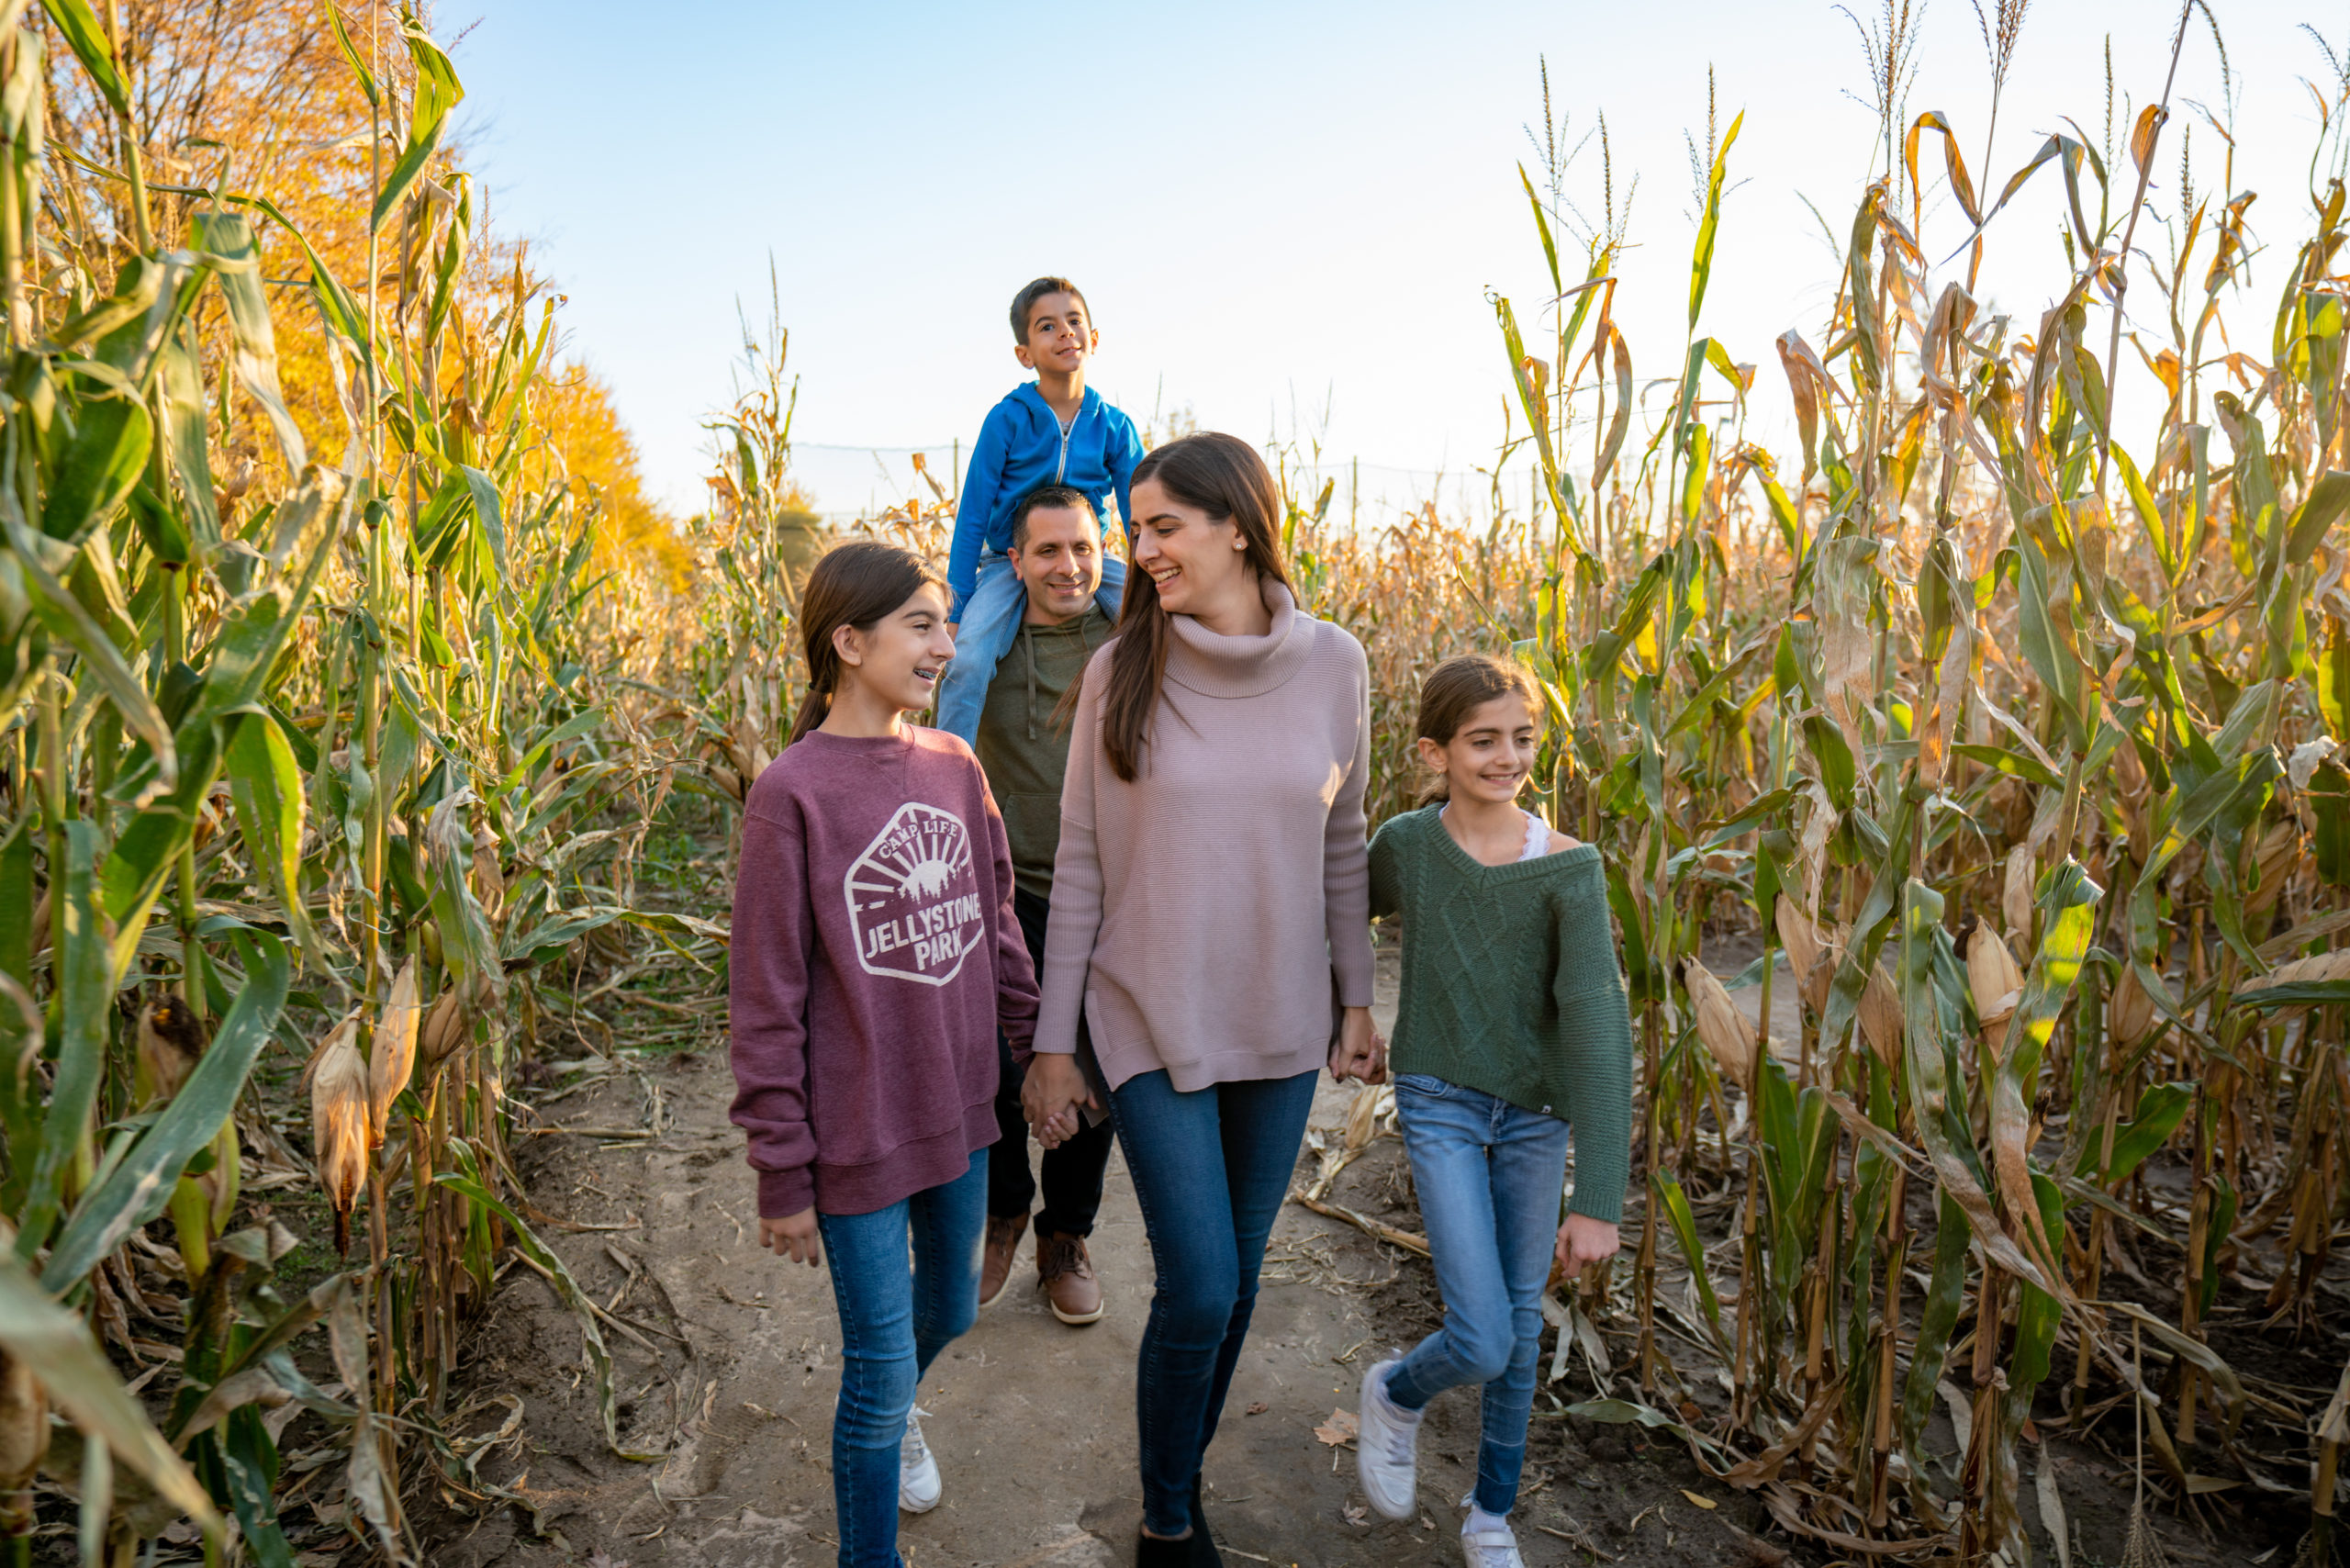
[1135,1529,1192,1567]
[1188,1477,1223,1566]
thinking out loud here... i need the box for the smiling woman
[1020,432,1386,1562]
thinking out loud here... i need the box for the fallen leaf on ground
[1344,1504,1368,1526]
[1314,1407,1359,1446]
[1680,1488,1718,1510]
[1245,1401,1269,1416]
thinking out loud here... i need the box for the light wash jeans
[1107,1067,1318,1538]
[1384,1074,1571,1517]
[935,547,1125,744]
[812,1151,987,1568]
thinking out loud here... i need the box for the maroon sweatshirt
[728,726,1038,1218]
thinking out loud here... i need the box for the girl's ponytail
[786,540,946,747]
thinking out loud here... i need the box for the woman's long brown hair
[785,540,946,746]
[1096,432,1294,781]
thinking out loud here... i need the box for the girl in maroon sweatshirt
[729,541,1038,1568]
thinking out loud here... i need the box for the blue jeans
[935,547,1126,744]
[814,1150,987,1568]
[1109,1068,1317,1538]
[1384,1075,1571,1517]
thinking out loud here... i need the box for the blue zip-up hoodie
[947,383,1145,620]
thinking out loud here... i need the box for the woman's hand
[1329,1006,1386,1084]
[1555,1213,1620,1277]
[1023,1052,1099,1149]
[760,1208,822,1267]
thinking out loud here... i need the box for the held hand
[760,1208,822,1267]
[1022,1051,1099,1149]
[1328,1006,1386,1084]
[1555,1213,1621,1277]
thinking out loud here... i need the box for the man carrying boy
[934,275,1143,745]
[972,485,1117,1324]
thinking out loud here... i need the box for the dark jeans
[813,1150,986,1568]
[989,888,1113,1237]
[1109,1067,1318,1538]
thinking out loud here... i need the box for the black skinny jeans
[989,888,1113,1237]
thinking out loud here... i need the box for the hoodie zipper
[1054,406,1076,484]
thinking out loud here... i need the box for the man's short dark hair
[1010,276,1088,342]
[1010,485,1096,551]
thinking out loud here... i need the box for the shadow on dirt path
[430,936,2241,1568]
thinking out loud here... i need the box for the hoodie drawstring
[1024,622,1039,743]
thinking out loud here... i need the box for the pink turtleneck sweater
[1035,582,1376,1091]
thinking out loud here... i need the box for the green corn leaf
[2076,1081,2192,1184]
[1519,162,1561,295]
[370,17,464,232]
[0,1249,219,1535]
[190,210,308,469]
[13,823,107,1259]
[2009,1170,2068,1397]
[1651,1169,1725,1348]
[1897,1189,1972,1464]
[156,317,220,549]
[1,516,175,796]
[39,394,149,544]
[44,0,128,116]
[43,933,289,1288]
[323,0,380,107]
[1951,744,2064,790]
[1688,111,1744,330]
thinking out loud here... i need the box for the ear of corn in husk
[367,958,423,1147]
[2240,950,2350,993]
[308,1014,369,1256]
[0,1345,46,1535]
[2109,964,2161,1045]
[1967,926,2025,1064]
[134,994,207,1106]
[1684,958,1757,1091]
[2002,845,2035,944]
[1859,962,1903,1066]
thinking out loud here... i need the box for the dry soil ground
[420,938,2262,1568]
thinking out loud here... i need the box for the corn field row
[0,4,711,1565]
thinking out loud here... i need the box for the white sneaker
[898,1406,941,1513]
[1354,1359,1422,1521]
[1460,1512,1525,1568]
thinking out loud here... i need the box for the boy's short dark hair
[1011,276,1089,342]
[1010,485,1097,550]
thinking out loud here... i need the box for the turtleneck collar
[1164,579,1314,699]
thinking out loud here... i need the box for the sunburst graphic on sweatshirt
[845,802,984,986]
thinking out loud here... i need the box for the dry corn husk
[2240,950,2350,993]
[2109,964,2159,1046]
[1775,898,1837,1014]
[2244,820,2302,922]
[1967,927,2025,1028]
[0,1345,46,1533]
[2002,845,2035,942]
[1684,958,1756,1090]
[417,988,468,1072]
[308,1014,369,1255]
[367,958,422,1148]
[1859,963,1903,1066]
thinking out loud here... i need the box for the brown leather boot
[979,1212,1027,1309]
[1037,1232,1103,1325]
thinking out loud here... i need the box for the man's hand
[1555,1213,1620,1277]
[1023,1052,1099,1149]
[1328,1006,1385,1084]
[760,1207,822,1267]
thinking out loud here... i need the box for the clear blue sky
[449,1,2338,520]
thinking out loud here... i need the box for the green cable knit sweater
[1368,805,1635,1225]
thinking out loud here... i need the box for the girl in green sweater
[1354,655,1634,1568]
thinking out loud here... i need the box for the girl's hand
[760,1208,822,1267]
[1556,1213,1620,1277]
[1329,1006,1386,1084]
[1023,1052,1099,1149]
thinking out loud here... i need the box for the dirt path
[431,943,2240,1568]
